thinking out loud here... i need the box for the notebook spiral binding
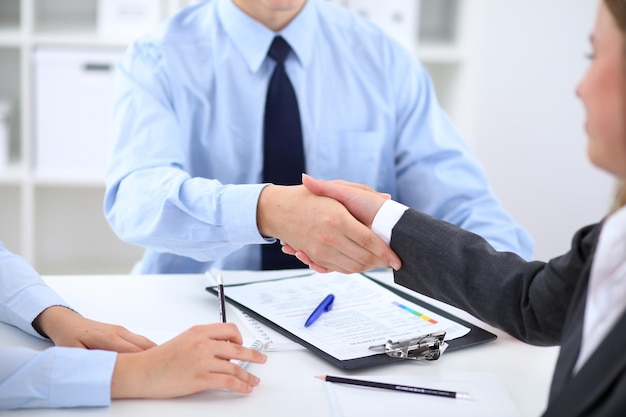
[236,339,265,371]
[241,310,273,347]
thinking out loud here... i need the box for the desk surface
[1,273,559,416]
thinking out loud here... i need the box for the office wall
[466,0,613,260]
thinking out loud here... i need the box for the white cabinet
[0,0,183,273]
[34,48,121,181]
[0,0,480,274]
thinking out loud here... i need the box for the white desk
[1,273,559,416]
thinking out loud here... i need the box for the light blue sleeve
[0,244,115,409]
[0,347,115,409]
[0,243,70,338]
[387,44,534,259]
[104,42,270,263]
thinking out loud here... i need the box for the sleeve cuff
[5,284,70,339]
[0,347,116,409]
[221,183,275,245]
[371,200,409,245]
[48,348,116,408]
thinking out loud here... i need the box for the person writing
[287,0,626,414]
[0,242,266,409]
[104,0,532,275]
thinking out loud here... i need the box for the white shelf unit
[0,0,480,274]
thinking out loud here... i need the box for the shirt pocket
[313,130,384,187]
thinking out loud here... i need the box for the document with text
[223,272,470,361]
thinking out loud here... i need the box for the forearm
[0,347,115,410]
[257,184,303,238]
[0,245,69,339]
[391,209,586,345]
[110,352,144,399]
[436,193,535,260]
[105,170,269,260]
[32,305,80,340]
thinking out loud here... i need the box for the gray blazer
[391,209,626,416]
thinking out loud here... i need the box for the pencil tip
[216,272,224,285]
[315,375,326,381]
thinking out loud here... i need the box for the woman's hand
[111,323,267,398]
[33,305,156,352]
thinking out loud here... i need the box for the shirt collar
[217,0,317,72]
[601,204,626,245]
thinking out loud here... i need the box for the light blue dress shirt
[105,0,533,274]
[0,243,115,409]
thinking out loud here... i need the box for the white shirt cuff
[371,200,409,245]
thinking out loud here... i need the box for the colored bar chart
[392,301,438,324]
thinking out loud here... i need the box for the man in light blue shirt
[105,0,533,274]
[0,242,265,409]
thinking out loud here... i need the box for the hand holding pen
[215,272,266,371]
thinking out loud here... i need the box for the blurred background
[0,0,610,274]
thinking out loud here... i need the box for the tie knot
[268,36,292,65]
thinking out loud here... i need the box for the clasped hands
[258,174,402,274]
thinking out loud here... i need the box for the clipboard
[362,273,497,353]
[206,272,496,369]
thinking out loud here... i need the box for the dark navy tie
[261,36,306,270]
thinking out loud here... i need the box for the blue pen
[304,294,335,327]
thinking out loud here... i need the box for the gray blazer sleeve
[391,209,600,346]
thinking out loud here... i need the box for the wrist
[111,352,141,399]
[257,184,288,238]
[371,200,408,244]
[32,305,79,340]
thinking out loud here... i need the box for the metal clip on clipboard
[368,330,446,361]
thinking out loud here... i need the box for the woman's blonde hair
[605,0,626,212]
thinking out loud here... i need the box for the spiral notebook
[234,308,306,351]
[206,268,308,351]
[235,338,266,370]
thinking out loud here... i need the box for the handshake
[257,174,403,274]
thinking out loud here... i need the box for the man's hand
[33,306,156,352]
[281,175,398,273]
[257,182,399,274]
